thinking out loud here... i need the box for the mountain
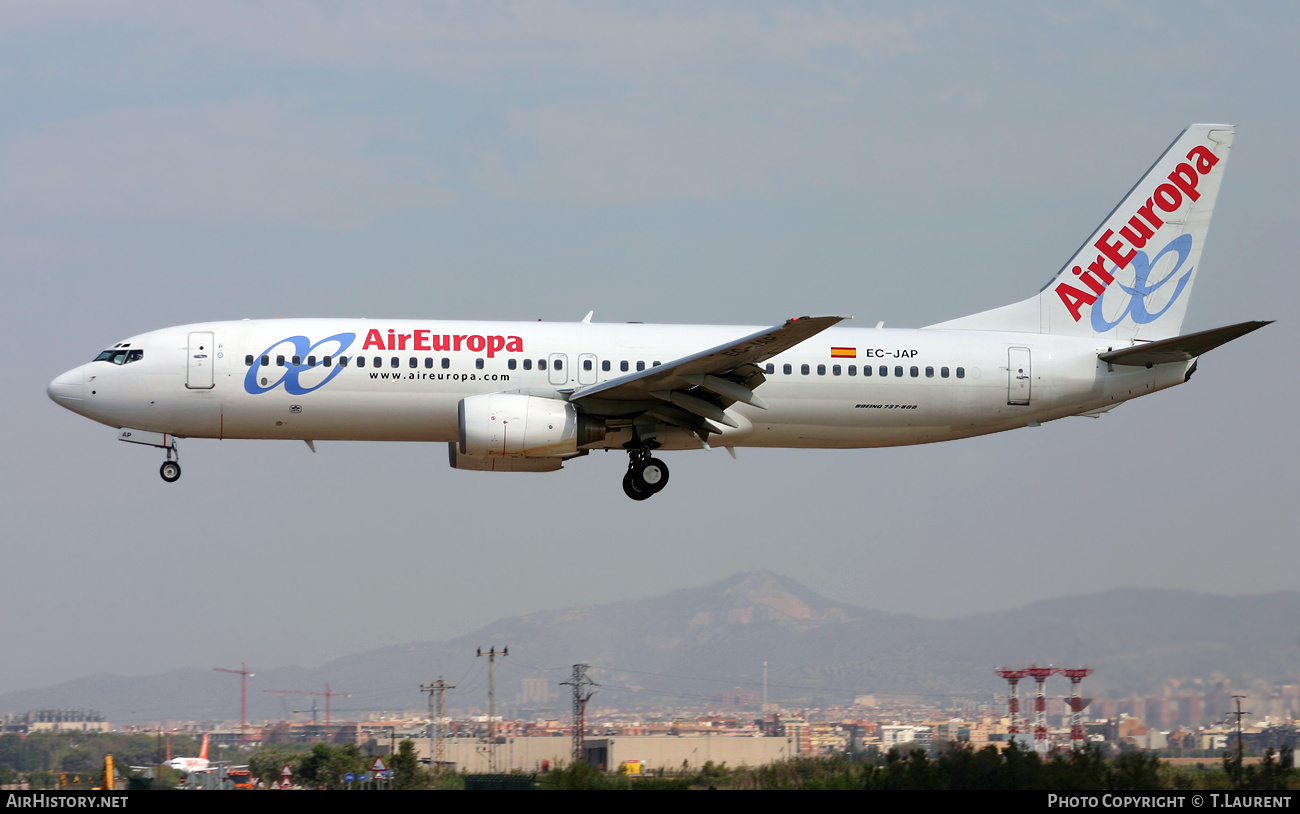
[2,572,1295,723]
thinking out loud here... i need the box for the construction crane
[262,684,349,731]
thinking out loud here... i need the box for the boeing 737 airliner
[49,124,1268,499]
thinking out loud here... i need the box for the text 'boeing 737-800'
[49,124,1269,500]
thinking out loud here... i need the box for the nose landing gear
[623,450,669,500]
[159,444,181,483]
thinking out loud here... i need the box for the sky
[1,1,1296,696]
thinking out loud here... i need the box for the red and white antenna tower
[1061,667,1094,747]
[995,669,1026,737]
[1023,664,1058,754]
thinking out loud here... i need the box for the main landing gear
[622,450,669,500]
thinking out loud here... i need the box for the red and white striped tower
[1061,667,1093,748]
[1023,665,1058,755]
[995,669,1026,738]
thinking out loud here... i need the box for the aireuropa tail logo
[1087,234,1193,332]
[245,333,355,395]
[1054,142,1218,330]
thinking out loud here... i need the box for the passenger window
[409,357,417,368]
[245,355,254,367]
[925,366,934,378]
[292,355,301,366]
[323,356,332,368]
[910,366,918,377]
[637,361,645,371]
[583,359,592,371]
[849,365,857,376]
[801,364,810,375]
[554,359,563,370]
[602,360,611,372]
[424,357,433,369]
[338,356,348,367]
[357,356,366,368]
[817,364,826,376]
[442,358,450,369]
[653,361,660,367]
[277,355,286,367]
[390,357,399,368]
[895,366,903,377]
[941,367,949,378]
[956,367,966,378]
[621,361,629,372]
[879,366,887,377]
[261,355,270,366]
[523,359,533,370]
[783,364,792,375]
[373,357,381,367]
[765,363,775,374]
[307,356,316,366]
[539,359,548,371]
[833,365,841,376]
[476,358,484,369]
[863,365,871,377]
[508,359,517,370]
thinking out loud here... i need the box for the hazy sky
[2,2,1296,696]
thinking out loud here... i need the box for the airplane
[166,733,213,774]
[48,124,1268,500]
[131,733,226,776]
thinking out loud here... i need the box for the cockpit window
[94,349,143,365]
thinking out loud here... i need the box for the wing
[570,315,847,440]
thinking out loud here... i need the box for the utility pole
[1230,695,1251,788]
[420,677,454,776]
[476,646,507,771]
[561,664,597,766]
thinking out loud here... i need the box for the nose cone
[48,366,85,413]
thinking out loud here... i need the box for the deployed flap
[1099,320,1271,366]
[570,316,846,404]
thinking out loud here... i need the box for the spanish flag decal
[831,347,857,358]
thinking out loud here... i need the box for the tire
[632,457,669,493]
[160,461,182,483]
[623,470,653,500]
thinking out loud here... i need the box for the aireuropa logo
[1087,234,1193,333]
[245,333,355,395]
[1054,142,1218,329]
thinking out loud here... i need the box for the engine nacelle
[447,444,567,472]
[458,393,605,457]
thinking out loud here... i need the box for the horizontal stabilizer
[1099,320,1271,366]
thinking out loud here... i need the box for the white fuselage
[48,318,1188,451]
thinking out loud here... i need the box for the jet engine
[457,393,605,458]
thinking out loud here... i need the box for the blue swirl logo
[1091,234,1194,333]
[244,333,356,395]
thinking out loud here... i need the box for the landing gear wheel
[160,461,181,483]
[623,471,653,501]
[632,457,669,493]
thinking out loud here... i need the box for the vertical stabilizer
[927,124,1234,341]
